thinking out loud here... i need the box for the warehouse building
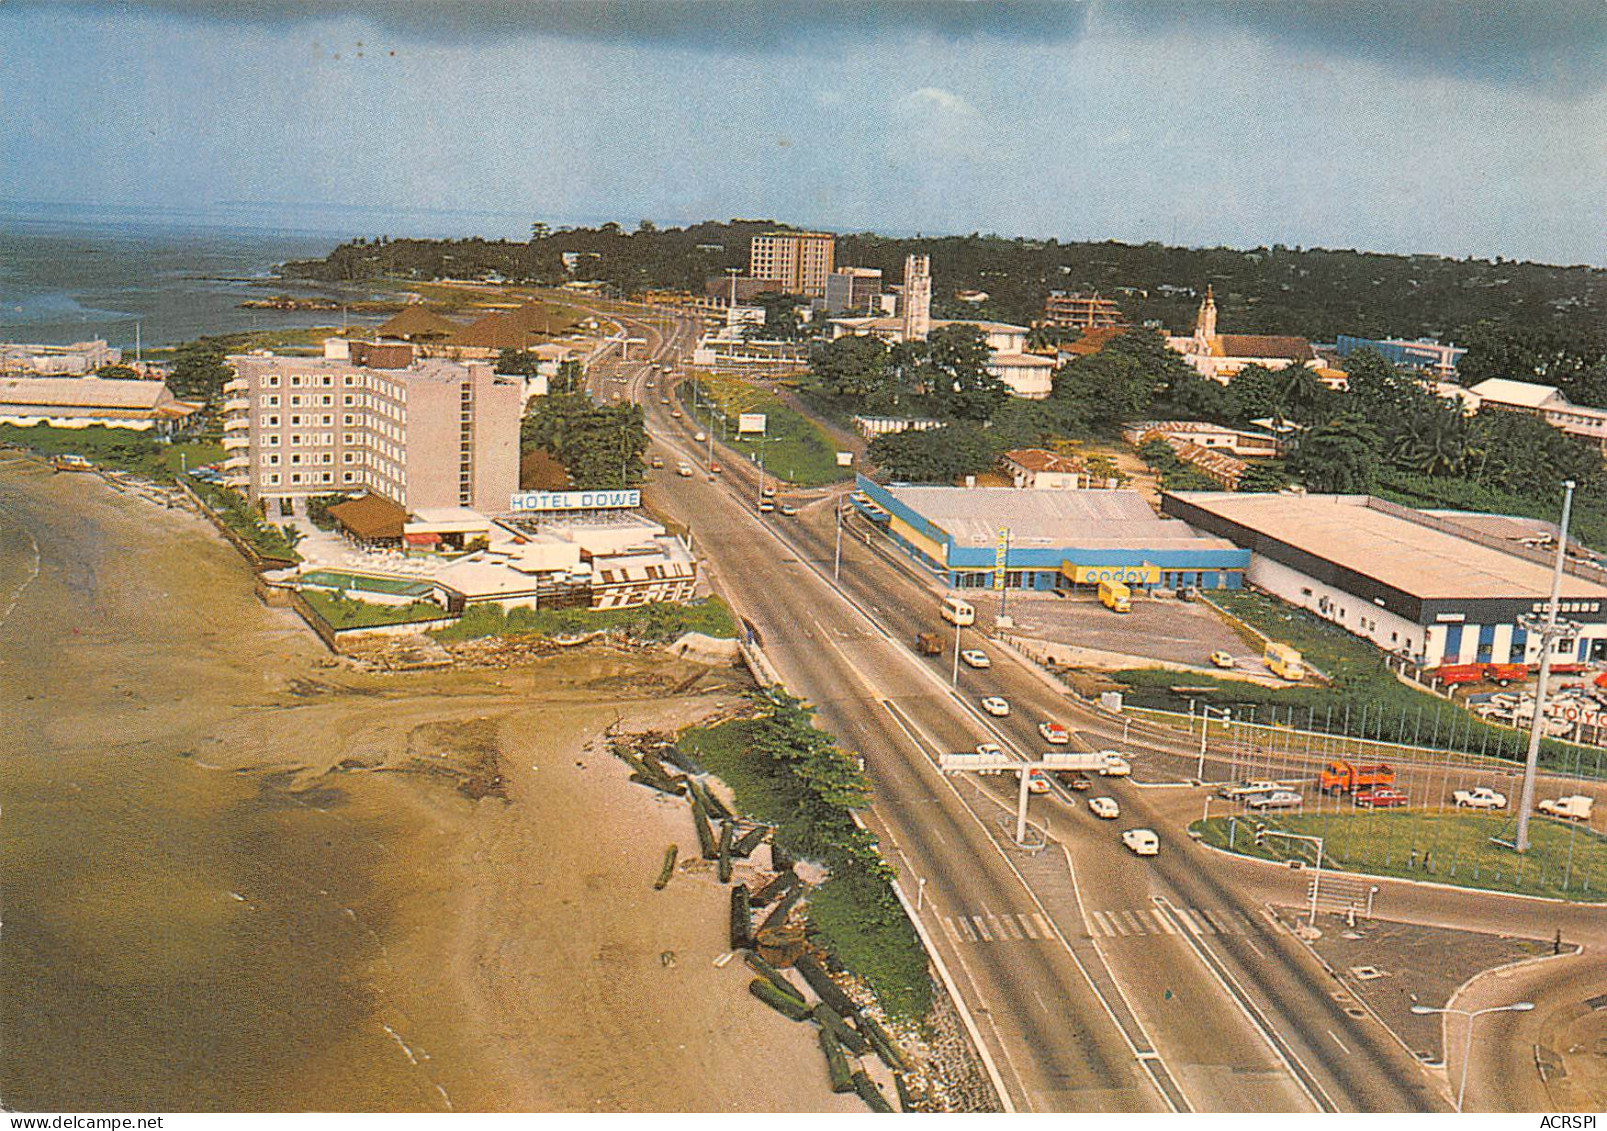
[1161,491,1607,667]
[852,475,1248,592]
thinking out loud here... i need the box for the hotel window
[267,453,280,465]
[290,453,302,465]
[321,415,332,426]
[290,415,302,426]
[321,472,333,483]
[343,471,356,483]
[344,453,355,464]
[291,376,302,387]
[344,395,355,406]
[321,376,332,387]
[268,473,280,485]
[265,395,280,407]
[321,395,333,406]
[263,434,279,446]
[266,415,280,427]
[266,375,280,388]
[290,395,303,407]
[290,473,302,484]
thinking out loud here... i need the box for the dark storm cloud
[18,0,1605,91]
[1105,0,1607,97]
[22,0,1091,53]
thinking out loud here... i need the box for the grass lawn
[0,423,223,480]
[301,590,448,629]
[431,595,737,644]
[682,373,850,488]
[1109,587,1600,775]
[1192,809,1607,901]
[679,717,932,1020]
[187,477,301,561]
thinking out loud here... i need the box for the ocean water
[0,207,385,351]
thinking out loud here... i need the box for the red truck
[1430,662,1529,687]
[1319,759,1396,794]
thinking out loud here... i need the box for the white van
[940,595,976,626]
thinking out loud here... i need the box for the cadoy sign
[510,489,640,512]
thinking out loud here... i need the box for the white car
[1025,769,1051,795]
[677,463,693,477]
[975,742,1004,759]
[694,431,707,443]
[960,649,991,669]
[1088,796,1120,820]
[1453,787,1508,810]
[1039,721,1070,744]
[1245,789,1303,810]
[981,696,1010,717]
[1097,751,1132,777]
[1121,828,1160,857]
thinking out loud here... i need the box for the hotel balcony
[223,378,248,395]
[221,473,249,491]
[222,456,250,472]
[222,417,250,434]
[221,433,249,451]
[222,397,250,414]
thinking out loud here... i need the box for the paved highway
[557,297,1596,1112]
[585,301,1416,1111]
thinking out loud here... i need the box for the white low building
[1164,490,1607,668]
[0,340,122,375]
[1467,378,1607,452]
[0,376,196,432]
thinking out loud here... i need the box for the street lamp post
[1258,828,1324,925]
[1515,480,1577,853]
[833,499,844,580]
[952,619,962,687]
[1410,1001,1535,1112]
[1198,706,1231,782]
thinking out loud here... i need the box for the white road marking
[1090,910,1116,937]
[1120,910,1145,935]
[1199,908,1230,934]
[1327,1030,1351,1055]
[1033,989,1051,1014]
[1033,913,1053,938]
[997,914,1022,941]
[972,915,993,942]
[942,916,963,945]
[1149,908,1179,934]
[1018,913,1040,939]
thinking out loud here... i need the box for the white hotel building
[222,339,521,516]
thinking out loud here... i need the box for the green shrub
[679,690,933,1020]
[431,595,737,643]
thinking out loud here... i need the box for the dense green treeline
[276,219,1607,349]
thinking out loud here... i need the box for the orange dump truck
[1319,759,1396,794]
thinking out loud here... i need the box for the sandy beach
[0,454,859,1112]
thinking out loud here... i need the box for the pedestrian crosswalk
[940,911,1056,944]
[938,905,1262,944]
[1085,906,1254,939]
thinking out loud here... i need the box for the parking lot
[968,588,1269,672]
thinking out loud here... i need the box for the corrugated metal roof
[886,485,1235,550]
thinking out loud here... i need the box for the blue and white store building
[851,475,1249,592]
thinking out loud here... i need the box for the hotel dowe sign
[510,489,640,512]
[737,413,767,435]
[1065,562,1161,585]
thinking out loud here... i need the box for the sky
[3,0,1605,265]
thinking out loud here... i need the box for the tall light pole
[833,499,844,580]
[1198,705,1230,781]
[1515,480,1576,853]
[1411,1001,1534,1112]
[952,620,962,687]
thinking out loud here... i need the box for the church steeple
[1195,285,1218,340]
